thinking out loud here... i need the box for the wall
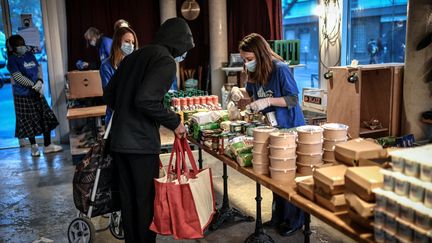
[402,0,432,140]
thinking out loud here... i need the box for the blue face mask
[245,60,256,72]
[16,46,27,55]
[174,52,187,63]
[120,42,134,56]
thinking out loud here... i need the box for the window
[282,0,319,98]
[347,0,408,64]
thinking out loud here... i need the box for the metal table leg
[245,182,274,243]
[304,213,312,243]
[198,147,203,169]
[210,163,254,230]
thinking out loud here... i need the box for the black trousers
[114,152,159,243]
[271,193,304,229]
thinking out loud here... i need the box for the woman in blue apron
[6,35,62,157]
[240,33,306,237]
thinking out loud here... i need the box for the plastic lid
[296,151,323,156]
[297,140,324,145]
[252,149,269,155]
[296,125,324,133]
[269,130,297,138]
[268,155,296,160]
[414,202,432,217]
[296,161,324,167]
[321,123,349,131]
[269,166,296,172]
[253,126,277,133]
[323,137,348,142]
[268,144,297,149]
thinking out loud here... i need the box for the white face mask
[16,46,27,55]
[174,52,187,63]
[120,42,134,56]
[245,59,256,72]
[89,39,96,46]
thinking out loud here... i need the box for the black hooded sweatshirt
[103,18,194,154]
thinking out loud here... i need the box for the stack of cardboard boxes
[373,146,432,243]
[313,165,348,212]
[344,166,383,229]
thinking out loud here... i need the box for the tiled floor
[0,145,354,243]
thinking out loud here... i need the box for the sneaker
[31,144,40,157]
[44,144,63,154]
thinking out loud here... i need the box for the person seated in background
[100,26,138,123]
[114,19,130,31]
[76,27,112,70]
[6,35,62,156]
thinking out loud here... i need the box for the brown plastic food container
[269,167,296,182]
[269,145,296,157]
[252,150,269,164]
[323,137,347,150]
[321,123,349,140]
[323,149,335,161]
[296,125,323,144]
[269,156,296,169]
[297,141,323,154]
[253,141,269,154]
[296,151,323,165]
[297,162,323,175]
[252,161,270,175]
[269,131,297,147]
[253,126,277,143]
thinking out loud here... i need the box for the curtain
[227,0,282,54]
[65,0,160,70]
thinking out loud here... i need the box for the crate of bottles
[268,39,300,65]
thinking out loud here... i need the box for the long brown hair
[109,26,139,68]
[239,33,283,85]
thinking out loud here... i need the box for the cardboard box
[67,70,103,99]
[345,166,383,202]
[347,208,373,230]
[334,138,387,166]
[313,165,347,195]
[345,192,375,218]
[315,192,347,212]
[296,176,314,201]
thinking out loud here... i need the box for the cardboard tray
[297,176,315,201]
[347,208,373,230]
[345,192,375,218]
[334,138,386,165]
[313,164,347,195]
[345,166,383,202]
[315,192,347,213]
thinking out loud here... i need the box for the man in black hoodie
[103,18,194,242]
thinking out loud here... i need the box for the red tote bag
[150,137,216,239]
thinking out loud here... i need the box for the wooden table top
[188,138,374,243]
[67,105,107,120]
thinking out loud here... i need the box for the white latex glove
[249,98,271,112]
[32,80,43,92]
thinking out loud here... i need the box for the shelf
[67,105,107,120]
[359,127,389,135]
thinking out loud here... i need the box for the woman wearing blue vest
[77,27,113,70]
[240,33,306,237]
[6,35,62,157]
[100,26,138,123]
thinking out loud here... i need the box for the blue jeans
[270,193,304,229]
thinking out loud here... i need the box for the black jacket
[103,18,194,154]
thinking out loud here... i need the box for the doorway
[0,0,53,148]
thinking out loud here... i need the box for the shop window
[282,0,320,96]
[346,0,408,64]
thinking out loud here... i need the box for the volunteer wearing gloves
[6,35,62,157]
[100,26,138,123]
[103,18,194,243]
[77,27,112,70]
[240,33,306,236]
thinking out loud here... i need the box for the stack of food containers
[268,130,297,182]
[373,145,432,243]
[252,126,277,174]
[296,125,324,175]
[321,123,349,164]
